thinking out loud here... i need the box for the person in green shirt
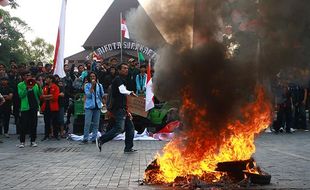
[17,70,42,148]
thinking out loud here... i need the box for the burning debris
[143,88,271,187]
[126,0,310,188]
[144,158,271,188]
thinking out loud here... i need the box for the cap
[128,58,135,63]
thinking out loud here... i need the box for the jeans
[83,108,101,142]
[99,109,135,151]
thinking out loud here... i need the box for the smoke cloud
[126,0,310,133]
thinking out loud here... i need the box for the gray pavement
[0,118,310,189]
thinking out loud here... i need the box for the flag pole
[120,12,123,64]
[137,48,140,67]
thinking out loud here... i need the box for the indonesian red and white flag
[121,19,130,39]
[92,51,102,62]
[53,0,67,78]
[0,0,9,7]
[145,59,154,111]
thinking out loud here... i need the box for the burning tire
[243,171,271,185]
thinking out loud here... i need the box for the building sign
[94,41,158,59]
[127,96,148,118]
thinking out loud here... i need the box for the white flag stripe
[145,78,155,111]
[53,0,67,78]
[145,59,154,111]
[121,19,130,39]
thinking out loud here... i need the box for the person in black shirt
[96,63,138,153]
[103,66,117,92]
[126,58,139,92]
[0,77,13,138]
[8,62,22,135]
[55,75,66,138]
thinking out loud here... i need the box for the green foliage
[23,38,54,63]
[0,7,54,67]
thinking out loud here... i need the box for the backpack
[106,85,114,111]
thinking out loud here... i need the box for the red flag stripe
[53,30,60,73]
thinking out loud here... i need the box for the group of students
[0,57,149,152]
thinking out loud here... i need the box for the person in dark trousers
[272,77,293,133]
[0,77,13,138]
[17,70,42,148]
[96,63,138,153]
[126,58,139,92]
[290,84,307,130]
[55,75,66,138]
[41,75,60,141]
[8,61,22,135]
[0,93,4,143]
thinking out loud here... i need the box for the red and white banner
[0,0,9,7]
[121,19,130,39]
[145,59,154,111]
[53,0,67,78]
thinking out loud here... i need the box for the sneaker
[4,134,9,138]
[124,149,138,153]
[18,143,25,148]
[30,142,37,147]
[96,138,102,152]
[279,127,284,133]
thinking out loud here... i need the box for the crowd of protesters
[271,73,310,134]
[0,57,147,150]
[1,57,309,146]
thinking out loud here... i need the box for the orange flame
[145,86,271,183]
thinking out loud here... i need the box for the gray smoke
[126,0,310,132]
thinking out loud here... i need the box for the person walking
[81,72,105,144]
[17,70,42,148]
[96,63,138,153]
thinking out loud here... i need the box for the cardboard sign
[127,96,148,118]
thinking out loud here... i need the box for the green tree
[22,37,54,63]
[0,1,54,67]
[0,9,29,66]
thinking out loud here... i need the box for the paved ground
[0,118,310,189]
